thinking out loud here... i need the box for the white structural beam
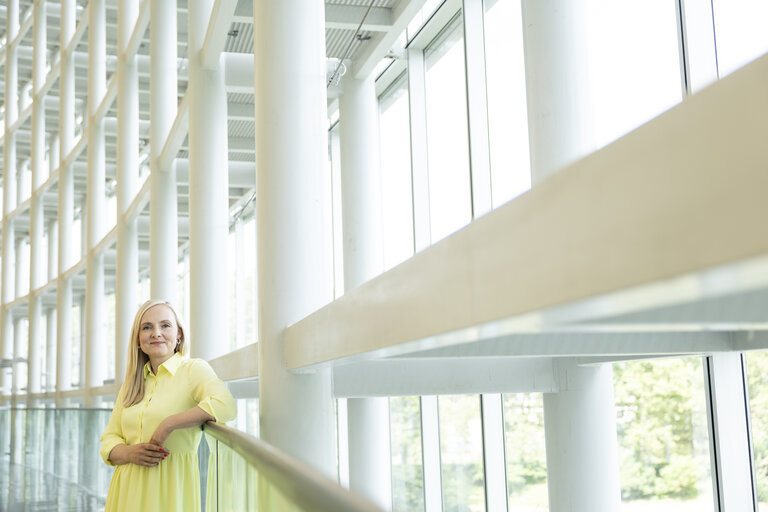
[285,52,768,370]
[116,0,140,387]
[1,0,20,398]
[232,1,393,31]
[333,357,558,397]
[338,72,390,509]
[201,0,238,70]
[188,0,229,360]
[254,0,336,478]
[56,0,77,404]
[158,94,189,173]
[544,361,621,511]
[150,0,178,303]
[27,0,47,402]
[85,0,107,406]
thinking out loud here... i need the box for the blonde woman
[100,299,236,511]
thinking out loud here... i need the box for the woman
[100,299,236,511]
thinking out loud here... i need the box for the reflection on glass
[712,0,768,77]
[390,396,425,511]
[379,74,415,270]
[613,357,714,511]
[425,16,472,244]
[503,393,548,511]
[439,394,485,512]
[746,351,768,511]
[0,408,113,510]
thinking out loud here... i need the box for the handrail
[202,422,385,512]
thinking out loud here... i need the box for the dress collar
[143,352,183,378]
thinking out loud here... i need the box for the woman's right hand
[127,443,169,467]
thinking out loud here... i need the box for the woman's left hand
[149,420,173,449]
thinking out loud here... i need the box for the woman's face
[138,304,180,366]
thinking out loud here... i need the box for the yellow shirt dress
[100,353,237,512]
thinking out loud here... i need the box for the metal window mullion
[704,353,756,511]
[407,48,431,252]
[677,0,719,95]
[481,393,508,512]
[421,395,443,512]
[462,0,492,218]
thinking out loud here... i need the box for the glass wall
[424,15,472,243]
[614,357,714,511]
[390,396,425,512]
[439,394,485,512]
[711,0,768,77]
[746,351,768,511]
[503,393,548,511]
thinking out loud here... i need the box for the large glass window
[484,0,531,208]
[712,0,768,77]
[424,15,472,243]
[379,74,415,270]
[390,396,425,511]
[439,394,485,512]
[613,357,714,511]
[584,0,683,148]
[503,393,548,511]
[746,351,768,510]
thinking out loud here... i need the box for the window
[614,357,714,510]
[712,0,768,77]
[483,0,531,207]
[503,393,548,511]
[424,15,472,243]
[439,394,485,512]
[584,0,683,148]
[390,396,425,511]
[379,74,415,270]
[746,351,768,509]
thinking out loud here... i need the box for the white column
[1,0,19,397]
[57,0,76,404]
[543,361,621,512]
[45,307,57,393]
[338,73,392,509]
[254,0,336,476]
[15,237,25,298]
[116,0,140,388]
[85,0,107,405]
[47,219,58,286]
[188,0,229,361]
[149,0,178,303]
[705,354,755,510]
[521,0,594,183]
[27,0,47,402]
[12,317,25,396]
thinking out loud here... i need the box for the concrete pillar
[543,361,621,512]
[85,0,107,405]
[57,0,76,404]
[149,0,178,303]
[27,0,47,403]
[338,73,392,509]
[521,0,594,183]
[188,0,229,361]
[254,0,336,477]
[116,0,140,387]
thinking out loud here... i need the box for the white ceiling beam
[202,0,239,70]
[325,5,394,32]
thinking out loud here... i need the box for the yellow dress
[100,353,237,512]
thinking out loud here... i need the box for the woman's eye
[142,326,151,330]
[162,323,171,328]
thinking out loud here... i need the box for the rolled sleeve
[189,359,237,423]
[100,391,127,466]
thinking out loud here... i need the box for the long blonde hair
[121,299,188,407]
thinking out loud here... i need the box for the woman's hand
[109,443,168,467]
